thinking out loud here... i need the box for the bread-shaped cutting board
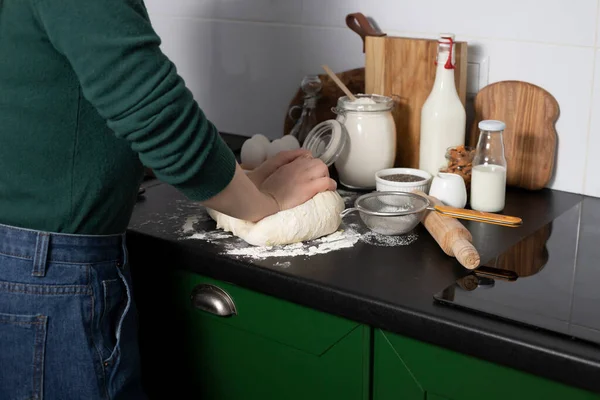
[469,81,559,190]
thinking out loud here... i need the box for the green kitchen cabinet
[132,268,370,400]
[128,239,597,399]
[373,329,600,400]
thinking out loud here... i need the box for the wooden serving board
[468,81,559,190]
[365,36,468,169]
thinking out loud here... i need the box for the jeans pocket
[100,268,132,365]
[0,313,48,400]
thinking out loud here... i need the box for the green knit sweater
[0,0,236,234]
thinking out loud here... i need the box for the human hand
[246,149,312,188]
[259,156,337,211]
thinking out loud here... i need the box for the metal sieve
[341,191,522,236]
[341,192,429,235]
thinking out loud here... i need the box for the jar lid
[301,120,348,166]
[337,94,394,112]
[479,120,506,132]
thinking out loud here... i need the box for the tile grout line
[149,13,600,50]
[580,0,600,194]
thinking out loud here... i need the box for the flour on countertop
[345,222,418,247]
[179,188,419,261]
[180,212,212,234]
[360,231,418,247]
[186,231,233,241]
[274,261,292,269]
[223,229,362,260]
[182,216,201,233]
[183,223,418,260]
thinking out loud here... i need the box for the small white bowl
[375,168,432,194]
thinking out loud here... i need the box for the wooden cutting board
[365,36,468,169]
[468,81,559,190]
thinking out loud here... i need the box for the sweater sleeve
[33,0,236,201]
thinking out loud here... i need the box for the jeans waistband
[0,223,125,266]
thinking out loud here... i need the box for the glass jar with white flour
[333,94,396,189]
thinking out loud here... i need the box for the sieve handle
[340,208,358,218]
[432,206,523,227]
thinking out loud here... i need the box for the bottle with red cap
[419,33,466,177]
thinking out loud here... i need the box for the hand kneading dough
[207,191,344,246]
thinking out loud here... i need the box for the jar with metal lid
[302,94,396,189]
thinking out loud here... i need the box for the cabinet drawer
[171,269,359,355]
[132,265,369,400]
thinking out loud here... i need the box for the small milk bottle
[470,120,508,212]
[419,33,466,176]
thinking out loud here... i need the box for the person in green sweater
[0,0,335,399]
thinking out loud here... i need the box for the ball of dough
[207,191,345,247]
[266,139,288,159]
[280,135,300,151]
[241,138,267,169]
[251,134,270,149]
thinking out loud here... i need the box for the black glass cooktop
[434,196,600,346]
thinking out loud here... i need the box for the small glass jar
[470,120,508,212]
[288,75,322,145]
[333,94,396,189]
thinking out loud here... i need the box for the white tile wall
[150,15,303,138]
[299,26,365,75]
[146,0,600,196]
[301,0,597,47]
[144,0,302,23]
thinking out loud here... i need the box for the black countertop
[128,135,600,394]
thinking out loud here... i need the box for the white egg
[241,138,267,169]
[267,139,288,159]
[279,135,300,151]
[251,134,270,149]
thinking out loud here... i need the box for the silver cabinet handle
[191,284,237,317]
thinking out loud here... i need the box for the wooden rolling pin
[416,192,481,270]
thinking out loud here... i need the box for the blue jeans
[0,223,146,399]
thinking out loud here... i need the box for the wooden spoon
[322,64,357,101]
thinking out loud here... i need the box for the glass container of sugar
[470,120,507,212]
[333,94,396,189]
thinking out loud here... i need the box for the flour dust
[360,231,418,247]
[187,231,233,241]
[274,261,292,269]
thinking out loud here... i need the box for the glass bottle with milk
[470,120,508,212]
[419,33,466,176]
